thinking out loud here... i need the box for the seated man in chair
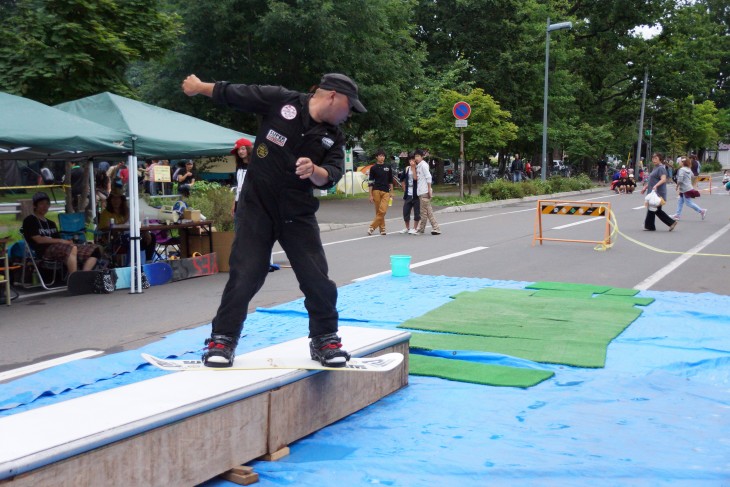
[22,192,101,274]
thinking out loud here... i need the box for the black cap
[32,191,50,205]
[319,73,367,113]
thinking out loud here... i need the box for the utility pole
[635,67,649,174]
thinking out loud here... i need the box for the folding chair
[148,219,181,261]
[59,212,89,243]
[18,231,66,290]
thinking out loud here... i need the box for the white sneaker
[399,228,408,234]
[701,209,707,220]
[407,229,418,235]
[367,228,374,236]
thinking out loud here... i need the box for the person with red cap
[182,72,366,368]
[231,137,253,216]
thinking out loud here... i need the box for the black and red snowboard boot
[310,332,351,367]
[202,334,238,368]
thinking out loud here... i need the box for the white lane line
[632,205,645,210]
[0,350,104,382]
[552,217,603,230]
[352,246,488,282]
[634,222,730,291]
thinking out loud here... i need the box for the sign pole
[459,128,465,199]
[453,101,471,200]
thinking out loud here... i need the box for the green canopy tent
[54,92,249,159]
[0,92,130,160]
[55,92,253,293]
[0,92,130,228]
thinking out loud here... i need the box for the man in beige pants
[414,149,441,235]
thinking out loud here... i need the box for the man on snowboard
[182,73,366,368]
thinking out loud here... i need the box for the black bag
[141,270,151,289]
[93,269,118,294]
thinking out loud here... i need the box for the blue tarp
[2,275,729,484]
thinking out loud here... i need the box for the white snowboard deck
[0,326,410,480]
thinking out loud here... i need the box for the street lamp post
[541,18,573,181]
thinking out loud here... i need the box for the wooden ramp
[0,326,410,486]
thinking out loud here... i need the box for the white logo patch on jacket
[321,137,334,149]
[266,129,287,147]
[280,105,297,120]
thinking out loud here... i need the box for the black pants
[211,188,338,340]
[644,205,675,230]
[402,195,421,223]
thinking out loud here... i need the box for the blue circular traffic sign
[453,101,471,120]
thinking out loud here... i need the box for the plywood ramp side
[267,342,410,454]
[2,394,270,487]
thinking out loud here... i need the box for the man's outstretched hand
[182,74,214,97]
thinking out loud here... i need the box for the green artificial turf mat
[399,286,645,368]
[525,281,613,294]
[531,289,654,306]
[410,331,608,368]
[408,353,554,388]
[594,294,655,306]
[602,287,640,296]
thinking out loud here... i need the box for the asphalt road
[2,182,729,374]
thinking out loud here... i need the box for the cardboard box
[183,209,201,222]
[180,231,234,272]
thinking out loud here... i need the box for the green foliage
[480,180,524,200]
[479,176,593,200]
[0,0,182,104]
[701,160,722,172]
[417,88,518,160]
[136,0,424,141]
[187,183,235,232]
[432,194,491,207]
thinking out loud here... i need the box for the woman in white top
[673,157,707,220]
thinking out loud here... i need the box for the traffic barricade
[533,199,612,248]
[696,174,712,194]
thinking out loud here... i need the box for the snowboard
[113,267,150,290]
[169,252,218,281]
[113,266,132,290]
[142,352,404,373]
[67,270,102,295]
[142,262,173,286]
[67,270,116,295]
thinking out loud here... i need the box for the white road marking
[352,246,489,282]
[0,350,104,382]
[552,217,604,230]
[634,222,730,290]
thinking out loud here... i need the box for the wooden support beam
[221,466,259,485]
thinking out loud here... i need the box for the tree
[417,88,518,164]
[136,0,425,142]
[0,0,181,104]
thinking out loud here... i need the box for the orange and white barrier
[533,199,612,248]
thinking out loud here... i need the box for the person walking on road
[414,149,441,235]
[367,149,394,236]
[641,152,677,232]
[672,156,707,221]
[398,153,420,234]
[182,72,366,368]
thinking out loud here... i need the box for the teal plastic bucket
[390,255,412,277]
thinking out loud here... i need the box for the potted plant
[185,182,236,271]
